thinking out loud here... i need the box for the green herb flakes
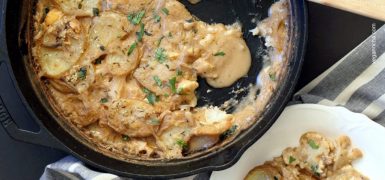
[310,164,320,177]
[143,88,157,105]
[127,14,134,22]
[122,135,129,141]
[92,8,99,16]
[77,67,87,80]
[269,72,277,81]
[155,48,167,63]
[289,156,296,163]
[161,8,169,15]
[308,139,320,149]
[127,42,137,56]
[100,98,108,103]
[136,23,145,42]
[153,14,161,22]
[220,125,238,140]
[99,45,105,51]
[153,75,163,87]
[147,118,160,125]
[169,77,177,94]
[213,51,225,56]
[176,69,183,76]
[176,139,188,149]
[131,10,145,25]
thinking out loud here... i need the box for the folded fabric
[295,25,385,125]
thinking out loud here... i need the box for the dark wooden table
[0,2,383,179]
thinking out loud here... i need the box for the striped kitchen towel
[295,24,385,125]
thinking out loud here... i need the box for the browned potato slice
[36,17,85,78]
[107,99,154,137]
[106,51,139,76]
[87,11,132,62]
[244,164,281,180]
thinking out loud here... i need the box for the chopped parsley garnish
[100,98,108,103]
[169,77,177,94]
[127,14,134,22]
[131,10,145,25]
[122,135,129,141]
[269,72,277,81]
[213,51,226,56]
[136,23,145,42]
[310,164,320,177]
[220,125,238,140]
[143,88,157,105]
[155,48,167,63]
[161,8,169,15]
[99,45,105,51]
[92,8,100,16]
[289,156,296,163]
[127,42,137,56]
[147,118,160,125]
[78,3,82,9]
[157,36,165,47]
[163,93,169,97]
[153,14,161,22]
[77,67,87,80]
[168,32,172,37]
[153,75,163,87]
[308,139,320,149]
[176,139,188,149]
[176,69,183,76]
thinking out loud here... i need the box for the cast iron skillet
[0,0,307,178]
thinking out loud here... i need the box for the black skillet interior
[1,0,306,178]
[180,0,274,109]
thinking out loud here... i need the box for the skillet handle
[0,62,68,152]
[0,0,67,152]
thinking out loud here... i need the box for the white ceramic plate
[211,104,385,180]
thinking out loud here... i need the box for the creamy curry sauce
[32,0,288,159]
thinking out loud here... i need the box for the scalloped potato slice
[54,0,102,17]
[106,49,139,76]
[134,62,176,95]
[38,34,85,77]
[107,99,154,137]
[87,12,132,61]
